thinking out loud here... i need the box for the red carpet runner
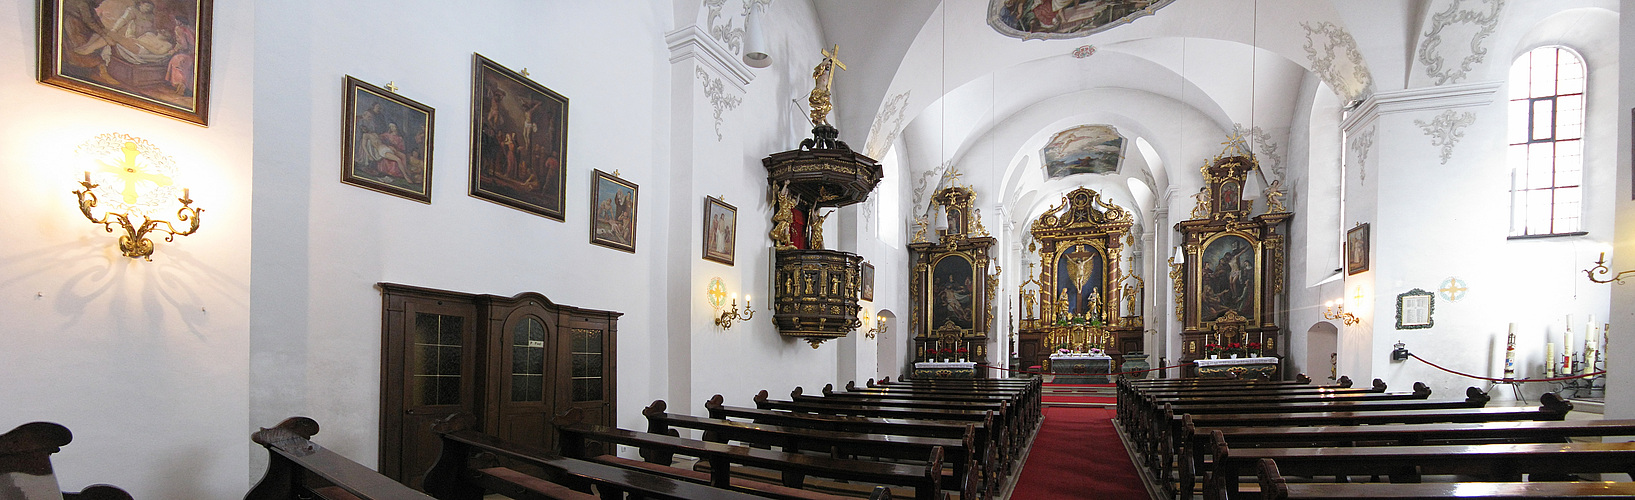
[1010,407,1146,499]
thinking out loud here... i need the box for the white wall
[0,1,255,497]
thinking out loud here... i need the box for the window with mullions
[1508,46,1586,237]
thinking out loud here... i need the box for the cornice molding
[1342,80,1500,132]
[666,25,753,91]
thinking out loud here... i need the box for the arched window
[1508,46,1586,237]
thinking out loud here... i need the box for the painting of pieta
[342,76,434,203]
[39,0,213,125]
[1199,234,1257,322]
[470,53,568,220]
[1053,244,1104,323]
[931,255,976,331]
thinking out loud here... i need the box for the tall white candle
[1545,342,1557,378]
[1504,323,1517,379]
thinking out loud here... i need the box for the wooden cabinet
[378,283,619,489]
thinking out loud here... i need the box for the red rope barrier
[976,362,1195,377]
[1409,353,1604,383]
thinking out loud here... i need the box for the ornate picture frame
[1346,223,1370,275]
[470,53,568,220]
[860,262,875,302]
[342,76,434,203]
[39,0,214,125]
[1396,288,1435,330]
[703,196,736,265]
[590,170,636,253]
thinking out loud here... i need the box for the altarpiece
[1173,151,1291,378]
[909,187,997,376]
[1015,187,1142,372]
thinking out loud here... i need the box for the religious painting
[1041,125,1125,179]
[860,262,875,302]
[1396,288,1434,330]
[1199,234,1256,323]
[39,0,213,125]
[988,0,1175,40]
[590,170,636,253]
[930,254,976,331]
[470,53,567,220]
[703,196,736,265]
[1053,244,1104,322]
[342,76,434,203]
[1218,180,1241,212]
[1346,223,1370,275]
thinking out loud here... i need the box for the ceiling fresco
[988,0,1175,40]
[1042,124,1126,179]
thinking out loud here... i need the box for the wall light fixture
[72,133,201,261]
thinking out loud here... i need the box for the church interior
[7,0,1635,498]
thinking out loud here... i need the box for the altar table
[1193,356,1280,379]
[1049,354,1112,384]
[912,361,977,379]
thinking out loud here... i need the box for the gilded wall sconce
[1584,252,1635,284]
[708,277,754,329]
[72,133,202,261]
[863,312,888,339]
[1323,300,1359,326]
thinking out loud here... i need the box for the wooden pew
[1207,432,1635,499]
[552,410,940,500]
[642,400,984,500]
[839,382,1039,429]
[706,395,999,485]
[791,386,1022,460]
[0,422,131,500]
[423,412,778,500]
[754,390,1013,471]
[1127,374,1316,387]
[246,417,435,500]
[1256,458,1635,500]
[1183,414,1635,496]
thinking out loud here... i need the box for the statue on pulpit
[770,181,796,250]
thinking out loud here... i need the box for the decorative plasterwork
[666,25,753,91]
[865,91,911,160]
[704,0,745,55]
[1301,21,1375,102]
[1350,126,1376,184]
[1072,45,1097,58]
[1413,110,1477,164]
[696,68,742,141]
[1417,0,1504,86]
[1232,124,1285,180]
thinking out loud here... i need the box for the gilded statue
[1022,289,1036,320]
[770,181,796,250]
[1190,187,1211,219]
[1055,288,1071,322]
[1086,288,1102,320]
[911,215,929,243]
[808,45,847,126]
[809,208,830,249]
[1265,179,1288,213]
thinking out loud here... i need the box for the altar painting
[1053,244,1104,320]
[931,255,976,330]
[1199,234,1256,322]
[989,0,1175,40]
[1041,125,1125,179]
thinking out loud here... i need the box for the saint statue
[1055,288,1071,322]
[809,208,830,249]
[1085,288,1102,321]
[1022,289,1036,320]
[1265,179,1288,213]
[1190,187,1211,219]
[770,181,796,250]
[808,45,847,126]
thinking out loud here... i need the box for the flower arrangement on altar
[955,347,969,361]
[1204,343,1222,357]
[1087,347,1104,356]
[1246,342,1262,357]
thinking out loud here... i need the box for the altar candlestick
[1503,323,1517,380]
[1545,342,1556,378]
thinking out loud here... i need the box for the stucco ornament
[696,68,742,141]
[1301,21,1375,102]
[865,91,911,160]
[1350,125,1376,184]
[1417,0,1505,85]
[1414,110,1477,164]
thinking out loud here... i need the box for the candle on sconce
[83,171,91,184]
[182,188,190,200]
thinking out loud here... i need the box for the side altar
[909,187,997,378]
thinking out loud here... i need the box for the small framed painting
[470,53,568,220]
[39,0,214,125]
[1395,288,1434,330]
[1346,223,1370,275]
[703,196,736,265]
[861,262,875,302]
[590,170,637,253]
[341,76,434,203]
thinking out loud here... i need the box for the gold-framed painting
[1346,223,1370,275]
[860,262,875,302]
[341,76,434,203]
[39,0,214,125]
[590,169,636,253]
[469,53,567,220]
[703,196,736,265]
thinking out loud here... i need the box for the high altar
[1173,145,1291,378]
[1015,187,1143,373]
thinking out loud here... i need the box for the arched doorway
[1305,322,1339,382]
[875,310,900,379]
